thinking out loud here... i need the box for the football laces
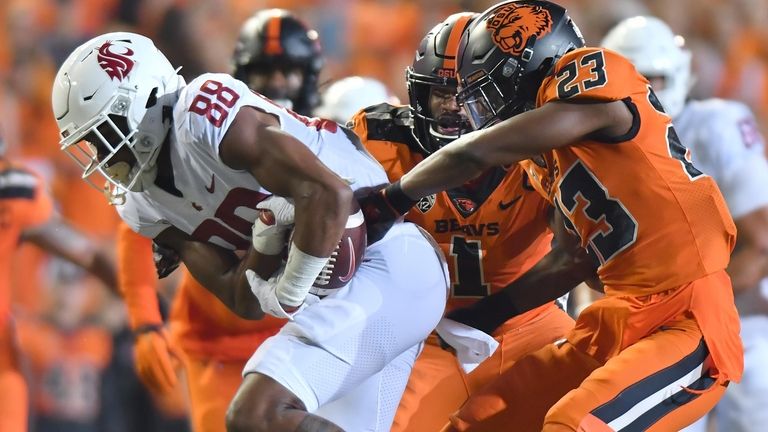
[314,244,339,286]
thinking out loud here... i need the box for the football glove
[358,181,416,243]
[252,196,295,255]
[152,242,180,279]
[246,269,302,319]
[133,325,182,395]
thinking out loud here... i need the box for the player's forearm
[728,210,768,294]
[87,251,118,291]
[450,245,593,334]
[727,247,768,294]
[155,228,265,319]
[500,245,594,312]
[291,181,352,257]
[187,246,266,320]
[25,221,118,292]
[400,133,488,200]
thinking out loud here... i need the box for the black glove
[152,241,181,279]
[357,181,417,244]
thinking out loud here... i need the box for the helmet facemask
[457,49,543,130]
[407,12,478,154]
[63,111,157,205]
[407,68,472,154]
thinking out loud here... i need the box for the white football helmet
[314,76,399,123]
[51,32,185,203]
[601,16,692,118]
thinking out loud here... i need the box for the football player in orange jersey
[0,135,116,432]
[346,13,592,432]
[603,16,768,432]
[362,1,742,430]
[116,9,324,432]
[232,9,323,116]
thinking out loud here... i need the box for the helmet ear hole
[145,87,159,108]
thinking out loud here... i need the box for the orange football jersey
[0,161,53,324]
[350,104,552,310]
[521,47,736,297]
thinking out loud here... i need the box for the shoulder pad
[539,47,644,106]
[358,103,423,154]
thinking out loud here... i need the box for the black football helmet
[232,9,323,115]
[456,0,584,129]
[407,13,477,154]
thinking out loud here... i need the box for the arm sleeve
[116,222,163,329]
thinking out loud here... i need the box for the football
[309,203,367,295]
[268,202,366,296]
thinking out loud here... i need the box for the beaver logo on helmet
[97,40,135,81]
[487,4,553,56]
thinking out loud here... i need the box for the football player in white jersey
[51,32,448,432]
[603,16,768,432]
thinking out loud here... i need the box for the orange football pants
[445,274,738,432]
[0,320,27,432]
[183,356,246,432]
[392,302,574,432]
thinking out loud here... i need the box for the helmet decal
[264,16,283,55]
[441,13,474,74]
[97,40,135,81]
[487,4,553,56]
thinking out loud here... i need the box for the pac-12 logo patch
[416,194,436,213]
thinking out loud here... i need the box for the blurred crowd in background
[0,0,766,430]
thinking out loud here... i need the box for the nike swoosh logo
[205,174,215,193]
[498,195,522,210]
[339,237,356,283]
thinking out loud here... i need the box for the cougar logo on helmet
[487,4,552,55]
[97,41,135,81]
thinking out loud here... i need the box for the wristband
[275,246,330,307]
[383,181,418,215]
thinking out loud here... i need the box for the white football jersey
[117,73,388,250]
[675,98,768,219]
